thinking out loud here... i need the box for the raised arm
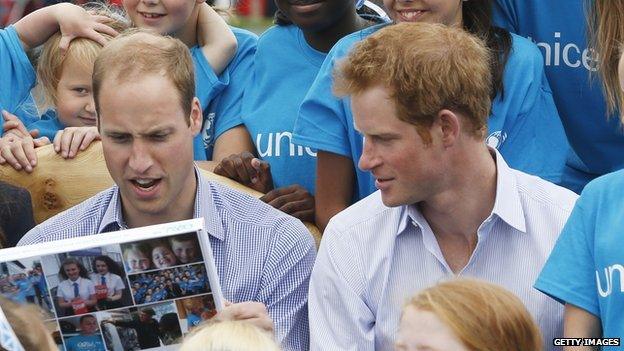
[196,3,237,76]
[315,151,355,232]
[13,2,117,51]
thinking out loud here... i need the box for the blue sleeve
[492,0,519,32]
[0,26,39,128]
[535,185,599,316]
[212,29,257,139]
[26,111,64,140]
[292,42,353,157]
[494,35,568,184]
[191,45,228,110]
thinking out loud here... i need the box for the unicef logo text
[529,32,599,72]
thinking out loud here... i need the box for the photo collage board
[0,218,222,351]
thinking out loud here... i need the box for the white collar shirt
[308,149,578,351]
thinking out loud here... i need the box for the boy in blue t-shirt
[121,0,258,164]
[64,314,105,351]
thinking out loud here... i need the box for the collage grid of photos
[0,232,218,351]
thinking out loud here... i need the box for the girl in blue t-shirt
[291,0,569,230]
[0,4,125,172]
[0,2,237,173]
[213,0,387,223]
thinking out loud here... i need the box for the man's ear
[189,97,203,136]
[436,109,460,148]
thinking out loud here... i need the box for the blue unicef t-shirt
[492,0,624,193]
[242,25,323,194]
[15,278,34,297]
[27,109,63,140]
[535,171,624,346]
[65,334,105,351]
[192,27,257,161]
[0,25,40,129]
[292,23,569,201]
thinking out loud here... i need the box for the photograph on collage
[97,302,183,350]
[0,258,54,316]
[41,245,133,317]
[120,233,202,274]
[58,314,106,351]
[175,294,217,333]
[128,263,210,305]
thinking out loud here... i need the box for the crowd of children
[0,265,51,309]
[130,265,208,304]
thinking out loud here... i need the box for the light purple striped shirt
[309,151,578,351]
[19,166,316,351]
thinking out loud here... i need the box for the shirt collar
[98,164,225,240]
[397,148,526,235]
[490,148,526,233]
[98,187,125,233]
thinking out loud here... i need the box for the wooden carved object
[0,142,321,247]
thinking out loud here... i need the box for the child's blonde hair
[36,4,129,110]
[0,296,56,351]
[179,320,281,351]
[405,278,543,351]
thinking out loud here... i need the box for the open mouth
[139,11,165,19]
[131,178,161,192]
[397,9,425,22]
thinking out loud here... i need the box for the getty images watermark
[553,338,620,347]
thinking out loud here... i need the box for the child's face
[152,245,177,268]
[171,240,198,264]
[80,316,98,335]
[395,307,469,351]
[55,56,97,128]
[123,0,199,37]
[126,250,151,272]
[63,263,80,281]
[95,260,109,275]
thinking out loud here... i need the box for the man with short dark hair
[19,31,315,351]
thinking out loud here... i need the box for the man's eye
[73,88,88,94]
[151,134,168,141]
[110,135,130,143]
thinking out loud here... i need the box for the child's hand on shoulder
[55,3,119,52]
[0,133,50,173]
[53,126,100,159]
[14,3,120,51]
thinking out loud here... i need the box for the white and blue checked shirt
[309,150,578,351]
[19,167,316,351]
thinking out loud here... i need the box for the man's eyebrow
[139,127,175,136]
[102,130,130,137]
